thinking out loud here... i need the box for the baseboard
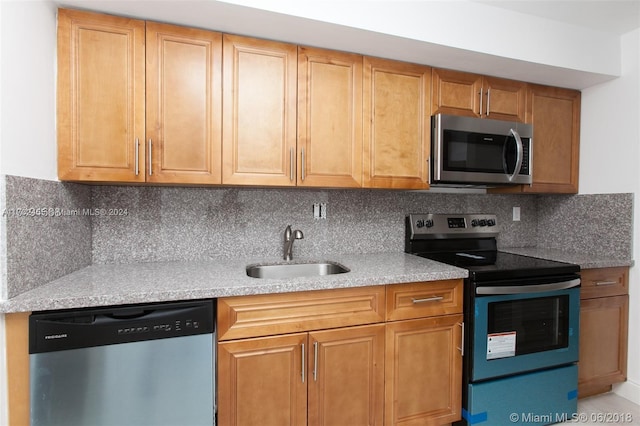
[613,380,640,405]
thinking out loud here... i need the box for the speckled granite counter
[501,247,634,270]
[0,253,468,313]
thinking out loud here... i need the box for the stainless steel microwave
[431,113,533,187]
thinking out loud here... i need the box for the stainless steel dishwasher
[29,300,216,426]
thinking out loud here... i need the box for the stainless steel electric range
[405,213,581,426]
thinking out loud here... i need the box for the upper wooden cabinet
[57,9,223,183]
[221,34,298,186]
[525,84,581,193]
[363,57,431,189]
[432,68,527,122]
[146,22,222,184]
[57,9,146,182]
[297,47,363,187]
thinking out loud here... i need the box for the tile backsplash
[91,186,539,263]
[1,175,634,297]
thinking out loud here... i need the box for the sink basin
[246,261,350,279]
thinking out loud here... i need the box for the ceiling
[474,0,640,35]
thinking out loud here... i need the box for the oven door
[470,282,579,382]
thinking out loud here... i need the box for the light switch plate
[513,206,521,221]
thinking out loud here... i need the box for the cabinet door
[385,315,463,426]
[298,47,363,187]
[524,85,580,193]
[222,35,297,186]
[146,23,222,184]
[483,76,526,122]
[57,9,145,182]
[363,57,431,189]
[308,325,385,426]
[578,295,629,398]
[218,333,307,426]
[432,68,483,118]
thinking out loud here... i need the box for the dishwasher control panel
[29,300,215,354]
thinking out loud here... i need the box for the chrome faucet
[283,225,304,261]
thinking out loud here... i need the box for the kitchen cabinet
[145,22,222,184]
[363,57,431,189]
[385,280,464,425]
[221,34,298,186]
[578,267,629,398]
[297,47,363,187]
[490,84,581,194]
[218,280,464,425]
[432,68,526,122]
[217,286,386,426]
[525,84,581,193]
[57,9,223,184]
[57,9,146,182]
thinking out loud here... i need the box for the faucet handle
[284,225,292,241]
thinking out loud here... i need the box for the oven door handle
[476,278,580,295]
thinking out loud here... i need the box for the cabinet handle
[134,138,139,176]
[290,148,294,181]
[301,343,306,383]
[301,148,306,182]
[313,341,318,382]
[457,322,465,356]
[148,139,153,176]
[412,296,444,304]
[486,88,491,116]
[595,280,618,286]
[479,89,483,116]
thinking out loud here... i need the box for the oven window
[487,295,569,356]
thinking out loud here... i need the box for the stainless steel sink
[246,261,350,279]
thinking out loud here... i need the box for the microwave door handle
[476,278,581,295]
[507,128,524,182]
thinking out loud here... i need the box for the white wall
[0,0,58,181]
[579,28,640,404]
[0,0,58,421]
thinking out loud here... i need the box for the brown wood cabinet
[297,47,363,187]
[57,9,146,182]
[363,57,431,189]
[217,286,386,426]
[58,9,223,184]
[525,84,581,193]
[146,22,222,184]
[432,68,526,122]
[221,34,297,186]
[385,281,464,425]
[578,267,629,398]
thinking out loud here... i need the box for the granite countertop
[501,247,634,270]
[0,252,468,313]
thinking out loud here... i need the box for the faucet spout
[283,225,304,260]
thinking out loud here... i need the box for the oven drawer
[386,279,463,321]
[580,267,628,300]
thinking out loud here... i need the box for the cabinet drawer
[386,280,463,321]
[218,286,386,341]
[580,267,628,300]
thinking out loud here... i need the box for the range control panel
[407,213,499,239]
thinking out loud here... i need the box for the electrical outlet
[313,203,327,220]
[513,206,521,221]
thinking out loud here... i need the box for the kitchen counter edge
[0,253,468,314]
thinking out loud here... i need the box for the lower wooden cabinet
[217,281,464,425]
[578,267,629,398]
[218,324,385,426]
[385,315,463,426]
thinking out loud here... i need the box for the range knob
[479,219,487,226]
[471,219,479,227]
[487,219,496,226]
[424,219,434,228]
[416,219,425,228]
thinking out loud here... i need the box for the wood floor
[572,393,640,425]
